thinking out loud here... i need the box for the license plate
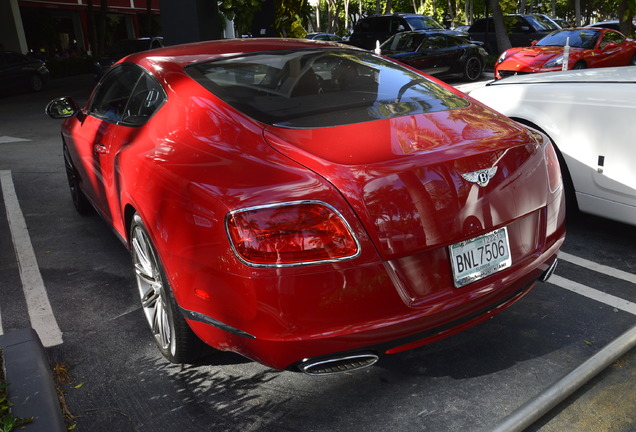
[449,227,512,288]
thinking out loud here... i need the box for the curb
[0,328,66,432]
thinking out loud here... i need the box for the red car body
[495,27,636,80]
[47,39,565,374]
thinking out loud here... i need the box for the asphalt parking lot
[1,72,635,431]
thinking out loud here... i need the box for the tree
[619,0,636,36]
[489,0,511,53]
[219,0,266,36]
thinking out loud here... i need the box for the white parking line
[559,251,636,285]
[1,170,63,347]
[551,274,636,316]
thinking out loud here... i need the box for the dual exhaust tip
[298,353,379,375]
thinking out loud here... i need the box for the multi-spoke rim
[465,57,482,81]
[131,224,171,350]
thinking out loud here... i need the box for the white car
[469,67,636,226]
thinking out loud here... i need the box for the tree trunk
[574,0,581,26]
[489,0,511,54]
[618,1,635,37]
[86,0,97,56]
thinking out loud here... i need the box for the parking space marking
[551,274,636,316]
[0,136,30,144]
[560,251,636,285]
[1,170,63,347]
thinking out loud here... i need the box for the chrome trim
[299,353,379,375]
[179,307,255,339]
[539,258,558,283]
[225,200,362,268]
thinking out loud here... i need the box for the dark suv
[467,14,560,54]
[349,14,446,50]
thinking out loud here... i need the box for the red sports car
[46,38,565,374]
[495,27,636,80]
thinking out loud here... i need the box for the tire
[630,54,636,66]
[29,74,43,92]
[63,145,92,215]
[130,213,204,363]
[572,61,587,70]
[463,55,483,82]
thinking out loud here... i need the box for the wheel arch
[510,116,579,213]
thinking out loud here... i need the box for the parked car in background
[453,24,471,34]
[306,33,343,42]
[0,51,50,93]
[467,14,561,54]
[551,18,572,28]
[381,30,486,81]
[94,37,163,80]
[494,27,636,79]
[348,13,447,49]
[586,19,636,31]
[46,38,564,374]
[470,66,636,226]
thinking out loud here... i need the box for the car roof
[124,38,354,77]
[488,66,636,85]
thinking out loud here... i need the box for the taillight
[226,201,359,266]
[544,141,562,193]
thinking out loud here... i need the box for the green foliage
[275,0,312,37]
[219,0,266,35]
[0,372,33,432]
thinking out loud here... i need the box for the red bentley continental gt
[495,27,636,80]
[46,38,565,374]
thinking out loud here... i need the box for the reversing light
[226,201,360,266]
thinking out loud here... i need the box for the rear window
[405,16,444,30]
[185,49,468,128]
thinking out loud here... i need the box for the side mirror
[45,97,82,119]
[531,40,538,46]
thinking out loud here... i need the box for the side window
[122,73,166,126]
[89,64,142,123]
[600,31,625,48]
[423,34,447,50]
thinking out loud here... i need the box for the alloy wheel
[131,218,172,351]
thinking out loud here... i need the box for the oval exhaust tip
[299,353,379,375]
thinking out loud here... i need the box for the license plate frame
[449,227,512,288]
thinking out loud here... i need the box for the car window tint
[600,31,625,47]
[121,72,166,126]
[537,29,600,48]
[383,33,427,51]
[405,16,444,30]
[359,17,389,33]
[525,15,560,31]
[89,64,142,123]
[469,18,491,32]
[424,34,448,50]
[186,49,469,128]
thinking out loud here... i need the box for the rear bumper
[185,241,562,371]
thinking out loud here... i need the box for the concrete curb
[0,328,66,432]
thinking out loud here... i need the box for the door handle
[93,144,108,154]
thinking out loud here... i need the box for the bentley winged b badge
[461,167,498,187]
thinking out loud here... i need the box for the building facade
[1,0,161,57]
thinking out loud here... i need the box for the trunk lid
[263,102,549,260]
